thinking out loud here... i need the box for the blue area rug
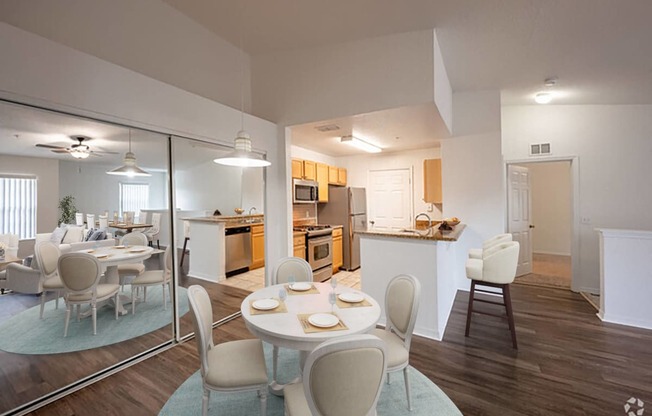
[160,342,462,416]
[0,286,188,354]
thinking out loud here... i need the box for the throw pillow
[49,227,67,244]
[23,255,33,268]
[85,228,96,242]
[62,226,85,244]
[88,230,107,241]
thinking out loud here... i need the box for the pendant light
[107,129,151,177]
[214,15,270,168]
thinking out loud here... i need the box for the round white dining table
[241,282,381,395]
[77,245,154,315]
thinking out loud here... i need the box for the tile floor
[219,267,361,292]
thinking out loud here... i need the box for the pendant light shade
[107,130,151,177]
[213,131,271,167]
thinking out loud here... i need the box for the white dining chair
[187,285,268,416]
[137,211,147,225]
[271,257,313,381]
[369,274,421,411]
[0,233,19,258]
[98,215,109,229]
[468,233,513,259]
[130,245,172,314]
[118,232,148,290]
[75,212,84,226]
[283,334,387,416]
[58,252,120,336]
[86,214,95,229]
[145,213,161,249]
[34,241,64,319]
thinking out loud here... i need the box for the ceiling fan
[35,135,119,159]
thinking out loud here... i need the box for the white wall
[442,90,504,289]
[521,161,571,255]
[0,155,59,233]
[0,0,251,112]
[59,160,168,219]
[502,105,652,292]
[291,145,339,166]
[338,148,443,220]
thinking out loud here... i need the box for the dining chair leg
[64,304,71,337]
[39,293,46,319]
[115,294,119,320]
[92,304,97,335]
[503,284,518,349]
[132,290,136,315]
[144,287,148,302]
[76,304,81,322]
[202,388,210,416]
[465,280,476,337]
[55,291,60,309]
[403,367,412,411]
[272,345,279,380]
[163,283,167,310]
[259,388,267,416]
[157,239,160,249]
[387,372,391,385]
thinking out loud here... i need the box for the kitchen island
[358,224,466,341]
[185,214,263,283]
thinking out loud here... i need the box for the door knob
[529,224,535,229]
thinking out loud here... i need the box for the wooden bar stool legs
[465,280,518,349]
[180,237,189,268]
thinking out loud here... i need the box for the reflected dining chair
[369,274,421,411]
[118,232,148,290]
[58,252,120,336]
[465,241,520,349]
[283,334,387,416]
[75,212,84,226]
[145,213,161,249]
[34,241,64,319]
[130,245,172,314]
[187,285,268,416]
[0,233,19,258]
[86,214,95,229]
[98,215,109,229]
[468,233,513,259]
[271,257,313,381]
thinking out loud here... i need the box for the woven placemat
[285,284,320,295]
[336,296,373,309]
[297,313,348,333]
[249,298,288,315]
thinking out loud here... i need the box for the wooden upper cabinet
[316,163,329,203]
[423,159,442,204]
[291,159,303,179]
[303,160,316,181]
[337,168,347,186]
[328,166,339,184]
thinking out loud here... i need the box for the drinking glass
[288,275,296,287]
[329,291,337,312]
[279,288,287,304]
[330,276,337,290]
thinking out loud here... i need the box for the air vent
[314,124,340,132]
[529,142,551,156]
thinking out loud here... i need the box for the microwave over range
[293,179,319,203]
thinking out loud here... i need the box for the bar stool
[180,220,190,268]
[468,233,512,259]
[465,241,520,349]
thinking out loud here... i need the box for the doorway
[367,168,413,231]
[508,161,573,290]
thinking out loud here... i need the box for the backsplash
[293,203,317,226]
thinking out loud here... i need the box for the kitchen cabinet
[303,160,316,180]
[251,224,265,270]
[293,233,306,260]
[337,167,347,186]
[328,166,339,184]
[316,163,329,203]
[291,159,303,179]
[332,227,343,273]
[423,159,442,204]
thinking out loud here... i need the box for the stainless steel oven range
[293,224,333,282]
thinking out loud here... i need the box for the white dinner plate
[113,245,127,249]
[129,248,146,253]
[308,313,339,328]
[338,292,364,303]
[252,299,280,311]
[78,249,94,254]
[93,253,108,259]
[289,282,311,291]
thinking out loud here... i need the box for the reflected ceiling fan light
[214,131,271,167]
[534,92,553,104]
[340,135,382,153]
[106,129,151,177]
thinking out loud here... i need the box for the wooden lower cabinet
[293,233,306,260]
[332,227,343,273]
[251,224,265,270]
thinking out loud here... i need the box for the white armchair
[3,262,42,294]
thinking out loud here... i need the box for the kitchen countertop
[185,214,264,226]
[357,223,465,242]
[293,230,306,236]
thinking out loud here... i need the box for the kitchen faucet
[248,207,257,215]
[415,212,432,229]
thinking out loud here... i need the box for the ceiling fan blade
[92,150,120,155]
[89,153,103,157]
[51,149,70,154]
[36,143,66,149]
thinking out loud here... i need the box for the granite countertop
[293,230,307,236]
[185,214,264,226]
[330,225,343,229]
[357,223,465,242]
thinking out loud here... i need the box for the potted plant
[58,195,77,225]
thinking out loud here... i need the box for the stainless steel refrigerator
[318,187,367,271]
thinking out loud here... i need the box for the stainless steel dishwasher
[225,225,252,274]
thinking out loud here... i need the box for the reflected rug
[160,342,462,416]
[0,286,188,354]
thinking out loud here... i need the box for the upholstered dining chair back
[58,253,101,293]
[121,232,148,246]
[385,274,421,345]
[150,213,161,233]
[187,285,214,378]
[138,211,147,224]
[303,334,387,416]
[98,215,109,229]
[86,214,95,228]
[75,213,84,226]
[273,257,313,284]
[35,241,60,279]
[0,233,19,258]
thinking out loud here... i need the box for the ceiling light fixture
[69,146,90,159]
[106,129,151,177]
[534,77,558,104]
[214,11,270,168]
[340,135,382,153]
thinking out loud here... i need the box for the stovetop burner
[294,224,332,232]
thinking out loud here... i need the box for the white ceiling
[162,0,652,157]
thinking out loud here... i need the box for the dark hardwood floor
[27,284,652,416]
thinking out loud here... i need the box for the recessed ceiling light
[340,135,382,153]
[535,92,553,104]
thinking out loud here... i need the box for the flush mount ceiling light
[534,77,558,104]
[340,135,382,153]
[214,130,271,167]
[106,129,151,177]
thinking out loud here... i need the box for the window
[0,175,37,239]
[119,183,149,217]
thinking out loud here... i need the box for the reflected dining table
[241,282,381,396]
[77,245,154,315]
[108,222,153,233]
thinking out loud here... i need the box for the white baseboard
[598,312,652,331]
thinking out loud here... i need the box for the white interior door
[508,165,533,276]
[367,169,412,231]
